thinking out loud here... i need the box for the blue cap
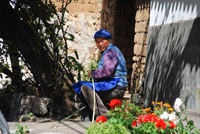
[94,29,112,39]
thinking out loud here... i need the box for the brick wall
[132,0,150,103]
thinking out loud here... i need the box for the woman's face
[95,37,110,52]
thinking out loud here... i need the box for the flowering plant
[86,98,200,134]
[108,99,122,108]
[96,115,107,123]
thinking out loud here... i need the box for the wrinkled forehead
[95,37,107,42]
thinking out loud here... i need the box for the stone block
[132,63,138,73]
[90,0,97,4]
[141,64,145,72]
[84,4,96,12]
[131,71,135,79]
[142,8,150,21]
[133,56,140,62]
[134,33,146,44]
[20,96,50,115]
[134,44,143,56]
[78,0,84,3]
[135,21,149,33]
[96,3,103,12]
[67,3,84,12]
[51,0,57,3]
[133,94,141,104]
[141,57,146,64]
[55,2,62,10]
[135,9,142,22]
[71,0,78,3]
[135,8,150,21]
[144,34,148,44]
[142,45,146,56]
[137,67,141,73]
[84,0,90,4]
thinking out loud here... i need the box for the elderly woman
[73,29,128,119]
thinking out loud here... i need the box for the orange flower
[156,102,161,105]
[155,107,159,110]
[145,107,151,112]
[129,107,132,110]
[163,103,171,108]
[169,108,173,111]
[152,101,155,105]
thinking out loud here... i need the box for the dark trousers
[78,85,126,116]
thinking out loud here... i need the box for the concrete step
[186,109,200,129]
[8,120,92,134]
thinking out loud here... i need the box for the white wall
[150,0,200,26]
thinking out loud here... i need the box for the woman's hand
[87,70,92,78]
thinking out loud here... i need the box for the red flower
[151,115,160,123]
[155,119,167,129]
[137,115,159,123]
[96,116,107,123]
[132,120,137,127]
[135,114,167,129]
[169,121,176,129]
[108,99,122,108]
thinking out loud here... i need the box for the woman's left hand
[87,70,92,78]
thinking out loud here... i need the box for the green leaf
[25,125,29,129]
[74,50,79,59]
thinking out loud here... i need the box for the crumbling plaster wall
[53,0,103,67]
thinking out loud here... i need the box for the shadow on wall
[144,17,200,109]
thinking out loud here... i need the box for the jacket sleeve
[91,49,118,79]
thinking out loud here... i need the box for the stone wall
[131,0,150,103]
[52,0,103,67]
